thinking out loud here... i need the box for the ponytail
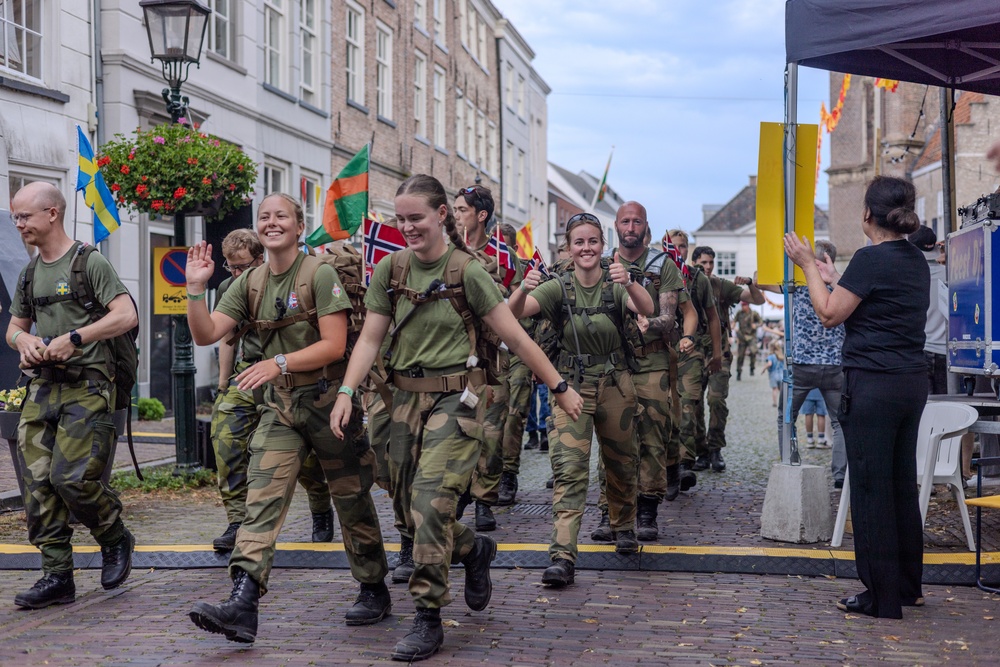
[443,210,467,252]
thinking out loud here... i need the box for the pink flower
[153,136,166,144]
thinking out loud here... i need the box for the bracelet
[187,291,206,301]
[681,334,696,342]
[11,330,23,345]
[337,386,355,398]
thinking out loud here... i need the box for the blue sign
[160,249,188,287]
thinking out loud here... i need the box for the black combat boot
[14,571,76,609]
[100,528,134,590]
[524,430,539,450]
[665,464,681,501]
[189,568,260,643]
[312,508,335,542]
[678,462,697,492]
[391,608,444,662]
[545,476,554,489]
[474,501,497,532]
[710,449,727,472]
[345,581,392,625]
[692,454,710,472]
[541,558,575,588]
[590,510,613,542]
[455,487,473,521]
[462,534,497,611]
[636,496,659,542]
[736,368,742,381]
[392,535,415,584]
[213,522,241,552]
[614,529,639,555]
[497,472,518,506]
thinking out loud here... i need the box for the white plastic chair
[831,401,979,551]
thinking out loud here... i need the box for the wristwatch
[274,354,289,375]
[69,329,83,347]
[551,379,569,394]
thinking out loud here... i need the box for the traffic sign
[154,247,188,315]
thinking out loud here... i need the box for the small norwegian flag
[662,232,691,281]
[363,218,407,286]
[483,227,516,288]
[529,248,550,277]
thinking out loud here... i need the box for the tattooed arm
[646,290,679,337]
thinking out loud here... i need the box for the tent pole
[941,87,957,233]
[781,62,800,466]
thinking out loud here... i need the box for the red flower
[142,175,148,182]
[187,157,198,165]
[111,184,120,192]
[165,203,175,211]
[202,177,212,185]
[97,156,111,167]
[237,164,244,171]
[120,165,130,174]
[136,184,148,195]
[228,184,236,191]
[151,200,164,211]
[173,187,187,199]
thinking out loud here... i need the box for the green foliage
[111,465,216,493]
[98,121,257,220]
[137,397,166,421]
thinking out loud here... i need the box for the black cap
[908,225,937,252]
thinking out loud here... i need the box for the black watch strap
[551,380,568,394]
[69,329,83,347]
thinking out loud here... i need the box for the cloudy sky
[494,0,831,240]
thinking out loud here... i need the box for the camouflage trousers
[597,368,673,509]
[702,350,733,452]
[677,348,707,462]
[211,376,331,524]
[228,384,387,595]
[389,384,485,609]
[366,387,403,537]
[470,380,508,505]
[16,377,126,573]
[501,360,533,475]
[550,371,639,563]
[736,338,758,373]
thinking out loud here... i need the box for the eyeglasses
[459,186,487,213]
[223,258,261,273]
[10,208,55,225]
[567,212,600,225]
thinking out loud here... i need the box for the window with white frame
[345,3,364,104]
[476,16,487,65]
[917,196,926,222]
[263,0,283,88]
[466,4,476,49]
[465,100,475,163]
[207,0,234,61]
[301,174,320,232]
[299,0,317,103]
[376,22,393,119]
[517,75,525,117]
[455,91,465,155]
[432,0,445,45]
[432,66,446,149]
[263,164,285,195]
[505,64,514,109]
[0,0,41,79]
[487,123,498,177]
[716,251,737,278]
[517,149,526,209]
[505,142,515,204]
[458,0,467,47]
[414,50,427,138]
[414,0,426,31]
[476,111,486,168]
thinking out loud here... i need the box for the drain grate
[511,503,599,516]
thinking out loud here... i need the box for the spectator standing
[801,388,828,448]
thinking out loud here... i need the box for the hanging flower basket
[98,121,257,221]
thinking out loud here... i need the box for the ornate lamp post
[140,0,210,474]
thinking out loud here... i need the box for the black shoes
[691,455,710,472]
[497,472,518,506]
[678,462,697,493]
[749,367,755,376]
[189,568,260,643]
[213,522,240,552]
[462,534,497,611]
[455,488,473,521]
[14,571,76,609]
[665,464,680,501]
[834,478,845,490]
[391,608,444,662]
[636,496,659,542]
[345,581,392,626]
[736,369,742,381]
[591,510,613,542]
[545,476,554,489]
[312,508,335,542]
[614,529,639,555]
[101,528,134,590]
[710,450,727,473]
[524,430,539,450]
[392,535,415,584]
[541,558,575,588]
[474,501,497,532]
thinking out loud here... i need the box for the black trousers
[840,368,928,618]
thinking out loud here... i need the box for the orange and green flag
[306,144,369,246]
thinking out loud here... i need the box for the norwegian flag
[363,218,407,286]
[483,227,516,288]
[662,232,691,281]
[529,248,550,277]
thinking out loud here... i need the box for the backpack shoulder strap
[294,254,321,321]
[20,254,42,321]
[388,249,414,314]
[442,248,478,360]
[70,243,105,320]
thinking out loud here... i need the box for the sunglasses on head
[459,186,487,212]
[567,212,600,225]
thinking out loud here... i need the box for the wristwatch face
[275,354,287,371]
[70,330,82,346]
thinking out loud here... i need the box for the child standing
[764,340,785,407]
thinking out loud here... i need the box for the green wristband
[187,291,206,301]
[338,386,355,398]
[11,330,23,345]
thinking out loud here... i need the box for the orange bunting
[875,78,900,93]
[764,294,785,310]
[819,74,851,134]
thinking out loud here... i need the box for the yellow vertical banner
[756,122,818,285]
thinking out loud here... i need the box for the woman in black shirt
[785,176,929,619]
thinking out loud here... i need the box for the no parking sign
[154,247,188,314]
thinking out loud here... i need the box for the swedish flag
[76,126,121,244]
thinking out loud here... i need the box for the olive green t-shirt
[216,276,263,362]
[215,252,351,361]
[11,244,128,378]
[365,246,504,371]
[711,275,745,343]
[618,247,684,374]
[687,266,717,350]
[531,272,629,365]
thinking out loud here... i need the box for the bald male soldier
[7,182,138,608]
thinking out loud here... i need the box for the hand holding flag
[529,248,549,277]
[483,227,516,288]
[662,232,691,281]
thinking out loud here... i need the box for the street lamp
[140,0,210,474]
[139,0,210,124]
